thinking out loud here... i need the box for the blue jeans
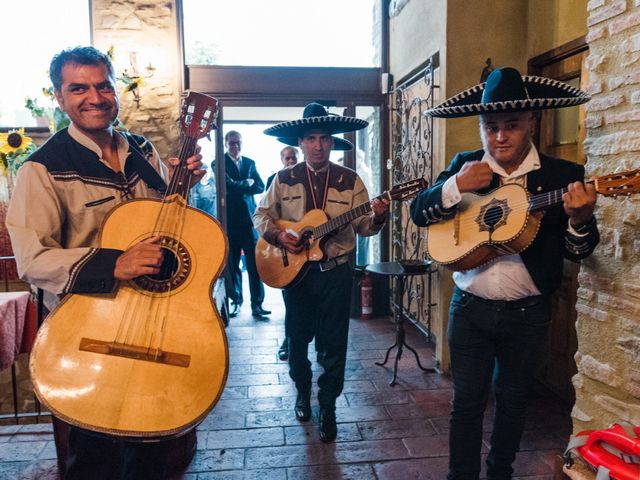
[447,287,551,480]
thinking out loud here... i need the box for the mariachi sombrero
[264,102,368,137]
[425,67,590,118]
[276,136,354,151]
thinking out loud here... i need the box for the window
[182,0,379,68]
[0,1,90,127]
[355,106,381,266]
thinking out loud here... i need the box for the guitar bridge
[79,338,191,367]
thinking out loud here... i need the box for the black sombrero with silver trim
[276,136,353,151]
[425,67,590,118]
[264,103,368,137]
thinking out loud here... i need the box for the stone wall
[577,0,640,431]
[92,0,181,160]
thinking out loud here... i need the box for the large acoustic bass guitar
[29,91,229,438]
[426,169,640,271]
[256,178,427,289]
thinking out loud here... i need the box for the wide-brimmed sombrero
[425,67,590,118]
[276,136,353,151]
[264,103,368,137]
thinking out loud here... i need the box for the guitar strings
[112,136,196,356]
[451,172,638,232]
[450,189,565,232]
[145,137,195,354]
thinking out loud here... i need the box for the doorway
[200,104,385,267]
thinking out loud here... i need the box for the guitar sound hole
[483,206,504,229]
[299,230,314,248]
[148,248,179,281]
[132,237,191,293]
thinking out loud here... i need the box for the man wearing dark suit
[224,130,270,318]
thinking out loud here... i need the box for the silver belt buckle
[318,259,336,272]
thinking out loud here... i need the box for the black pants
[283,262,353,409]
[225,226,264,307]
[447,287,551,480]
[65,427,169,480]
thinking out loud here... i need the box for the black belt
[458,288,548,310]
[309,254,350,272]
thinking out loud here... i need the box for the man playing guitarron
[410,67,599,480]
[7,46,206,480]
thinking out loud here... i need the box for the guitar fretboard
[529,187,569,211]
[313,196,380,239]
[166,137,199,200]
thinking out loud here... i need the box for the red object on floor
[576,423,640,480]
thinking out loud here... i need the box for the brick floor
[0,284,571,479]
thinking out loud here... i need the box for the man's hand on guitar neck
[455,161,493,193]
[168,145,205,188]
[371,197,390,224]
[563,180,597,229]
[277,231,305,254]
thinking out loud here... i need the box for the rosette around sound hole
[475,197,511,233]
[132,236,191,293]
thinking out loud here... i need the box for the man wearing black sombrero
[266,138,354,362]
[410,67,600,479]
[254,103,389,442]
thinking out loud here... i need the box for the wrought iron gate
[390,53,440,339]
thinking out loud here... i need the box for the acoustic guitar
[29,92,229,438]
[426,169,640,271]
[256,178,427,289]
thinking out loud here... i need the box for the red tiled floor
[0,281,572,479]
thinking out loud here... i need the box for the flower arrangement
[109,45,156,109]
[0,129,37,176]
[24,87,70,132]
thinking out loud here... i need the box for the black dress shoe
[319,407,337,443]
[294,391,311,422]
[229,303,241,318]
[251,305,272,317]
[277,338,289,361]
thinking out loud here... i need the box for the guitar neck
[313,196,380,239]
[529,186,570,211]
[529,178,598,212]
[165,137,199,199]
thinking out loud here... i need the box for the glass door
[207,104,383,238]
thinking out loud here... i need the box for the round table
[366,261,436,386]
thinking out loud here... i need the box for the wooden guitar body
[29,198,229,438]
[255,209,327,289]
[426,183,540,271]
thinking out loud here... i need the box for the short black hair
[50,46,115,91]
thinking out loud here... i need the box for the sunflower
[0,128,33,156]
[0,128,37,176]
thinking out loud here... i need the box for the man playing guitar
[410,67,599,480]
[254,103,389,443]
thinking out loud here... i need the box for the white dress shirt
[441,144,542,300]
[231,155,242,170]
